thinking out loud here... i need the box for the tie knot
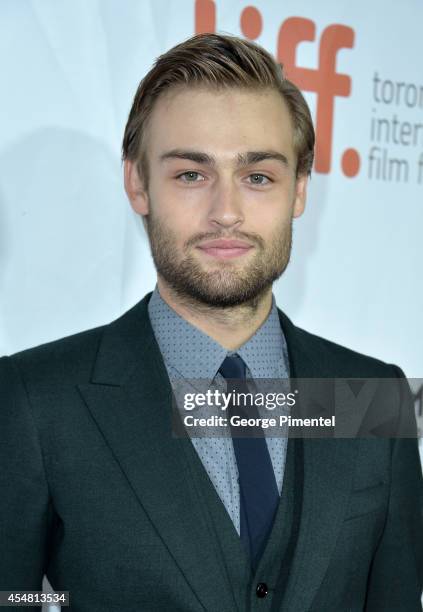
[218,354,246,380]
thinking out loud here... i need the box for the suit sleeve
[365,365,423,611]
[0,355,52,594]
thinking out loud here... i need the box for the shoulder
[300,325,398,375]
[279,312,418,436]
[1,294,152,388]
[278,310,402,378]
[2,324,106,388]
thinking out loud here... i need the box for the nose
[207,178,244,230]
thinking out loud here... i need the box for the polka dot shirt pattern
[148,286,290,534]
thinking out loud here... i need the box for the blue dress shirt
[148,286,290,534]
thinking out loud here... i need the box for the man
[0,33,422,612]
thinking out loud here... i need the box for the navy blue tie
[219,354,280,569]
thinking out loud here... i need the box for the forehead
[146,86,295,162]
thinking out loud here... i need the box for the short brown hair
[122,33,315,185]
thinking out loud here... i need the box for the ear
[124,159,149,216]
[292,174,308,218]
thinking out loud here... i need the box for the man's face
[125,86,307,307]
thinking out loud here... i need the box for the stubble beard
[145,208,293,309]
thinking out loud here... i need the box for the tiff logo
[195,1,358,177]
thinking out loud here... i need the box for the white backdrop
[1,0,422,377]
[0,1,421,608]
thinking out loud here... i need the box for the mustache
[185,230,265,250]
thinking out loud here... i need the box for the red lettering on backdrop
[277,18,354,173]
[195,0,216,33]
[195,1,356,175]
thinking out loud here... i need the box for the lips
[198,239,252,249]
[196,238,253,259]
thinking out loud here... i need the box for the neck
[156,278,273,350]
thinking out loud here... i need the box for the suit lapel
[76,294,359,612]
[277,310,358,612]
[78,294,237,612]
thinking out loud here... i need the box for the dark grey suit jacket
[0,293,422,611]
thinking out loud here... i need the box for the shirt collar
[148,285,288,383]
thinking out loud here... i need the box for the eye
[177,171,205,183]
[248,174,272,185]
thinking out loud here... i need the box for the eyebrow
[159,149,290,169]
